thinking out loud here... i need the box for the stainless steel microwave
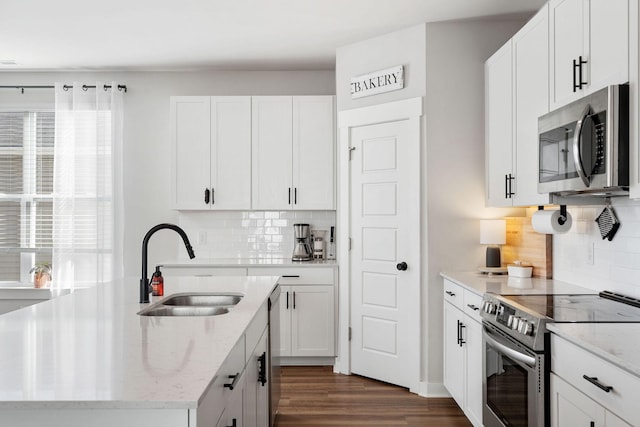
[538,84,629,197]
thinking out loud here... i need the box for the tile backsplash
[552,200,640,298]
[177,211,336,260]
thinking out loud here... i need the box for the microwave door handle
[572,104,592,187]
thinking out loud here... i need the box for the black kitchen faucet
[140,223,195,303]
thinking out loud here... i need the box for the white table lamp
[480,219,506,268]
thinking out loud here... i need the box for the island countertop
[0,275,278,410]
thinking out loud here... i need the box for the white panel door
[350,119,419,388]
[171,96,211,209]
[293,96,335,210]
[252,96,293,210]
[211,97,252,210]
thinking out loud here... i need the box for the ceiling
[0,0,546,71]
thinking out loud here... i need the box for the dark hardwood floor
[275,366,472,426]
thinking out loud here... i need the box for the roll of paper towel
[531,209,572,234]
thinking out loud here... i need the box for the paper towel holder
[538,205,568,225]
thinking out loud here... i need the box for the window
[0,110,54,283]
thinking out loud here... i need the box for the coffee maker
[292,223,313,261]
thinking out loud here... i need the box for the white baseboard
[280,357,336,366]
[417,381,451,398]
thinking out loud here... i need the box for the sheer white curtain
[52,82,124,289]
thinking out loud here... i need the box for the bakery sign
[350,65,404,99]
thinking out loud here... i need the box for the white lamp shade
[480,219,506,245]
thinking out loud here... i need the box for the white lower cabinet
[551,334,638,427]
[244,326,269,427]
[248,268,336,360]
[216,371,245,427]
[442,279,483,427]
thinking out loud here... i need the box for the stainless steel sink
[139,305,229,316]
[162,293,243,307]
[137,292,244,316]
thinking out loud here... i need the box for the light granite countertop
[0,275,278,409]
[547,323,640,377]
[441,271,596,297]
[159,258,337,268]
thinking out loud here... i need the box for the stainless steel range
[480,291,640,427]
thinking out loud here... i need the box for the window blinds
[0,111,54,282]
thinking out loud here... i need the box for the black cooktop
[500,291,640,323]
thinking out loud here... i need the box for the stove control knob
[483,302,496,314]
[519,321,534,336]
[507,314,516,328]
[511,317,521,330]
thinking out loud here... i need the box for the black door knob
[396,262,408,271]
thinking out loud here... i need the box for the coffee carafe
[292,223,313,261]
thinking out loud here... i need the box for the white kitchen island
[0,275,279,427]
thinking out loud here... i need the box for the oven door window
[486,345,529,427]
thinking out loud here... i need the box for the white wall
[0,70,335,277]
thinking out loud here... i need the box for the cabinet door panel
[588,0,628,93]
[443,301,464,407]
[550,373,605,427]
[293,96,335,210]
[291,285,335,357]
[485,41,513,207]
[513,5,551,206]
[171,97,211,210]
[549,0,585,109]
[252,96,293,210]
[211,97,252,210]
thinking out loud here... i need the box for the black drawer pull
[582,375,613,392]
[223,373,240,390]
[282,275,300,278]
[467,304,480,311]
[258,352,267,386]
[445,291,456,297]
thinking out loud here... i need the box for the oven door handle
[483,327,536,368]
[572,103,592,188]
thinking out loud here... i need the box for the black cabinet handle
[286,291,289,309]
[506,173,514,198]
[288,188,291,205]
[467,304,480,311]
[282,275,300,278]
[227,420,237,427]
[258,352,267,386]
[204,188,210,204]
[573,58,578,92]
[223,373,241,390]
[293,291,296,309]
[211,187,215,205]
[446,291,456,297]
[459,322,466,347]
[396,262,408,271]
[505,174,508,199]
[573,56,588,92]
[294,187,297,204]
[456,320,461,345]
[582,375,613,392]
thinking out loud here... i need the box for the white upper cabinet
[513,4,551,207]
[549,0,629,110]
[485,41,514,207]
[252,96,335,210]
[171,96,251,210]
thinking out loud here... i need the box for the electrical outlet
[586,242,594,265]
[198,231,207,245]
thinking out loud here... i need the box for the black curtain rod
[0,84,128,94]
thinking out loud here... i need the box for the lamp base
[485,246,501,268]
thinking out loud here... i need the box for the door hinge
[348,327,352,341]
[348,146,356,160]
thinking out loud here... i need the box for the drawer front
[443,279,464,311]
[161,267,248,277]
[463,290,483,322]
[248,267,334,285]
[197,336,246,427]
[551,335,640,426]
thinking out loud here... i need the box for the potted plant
[30,262,52,288]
